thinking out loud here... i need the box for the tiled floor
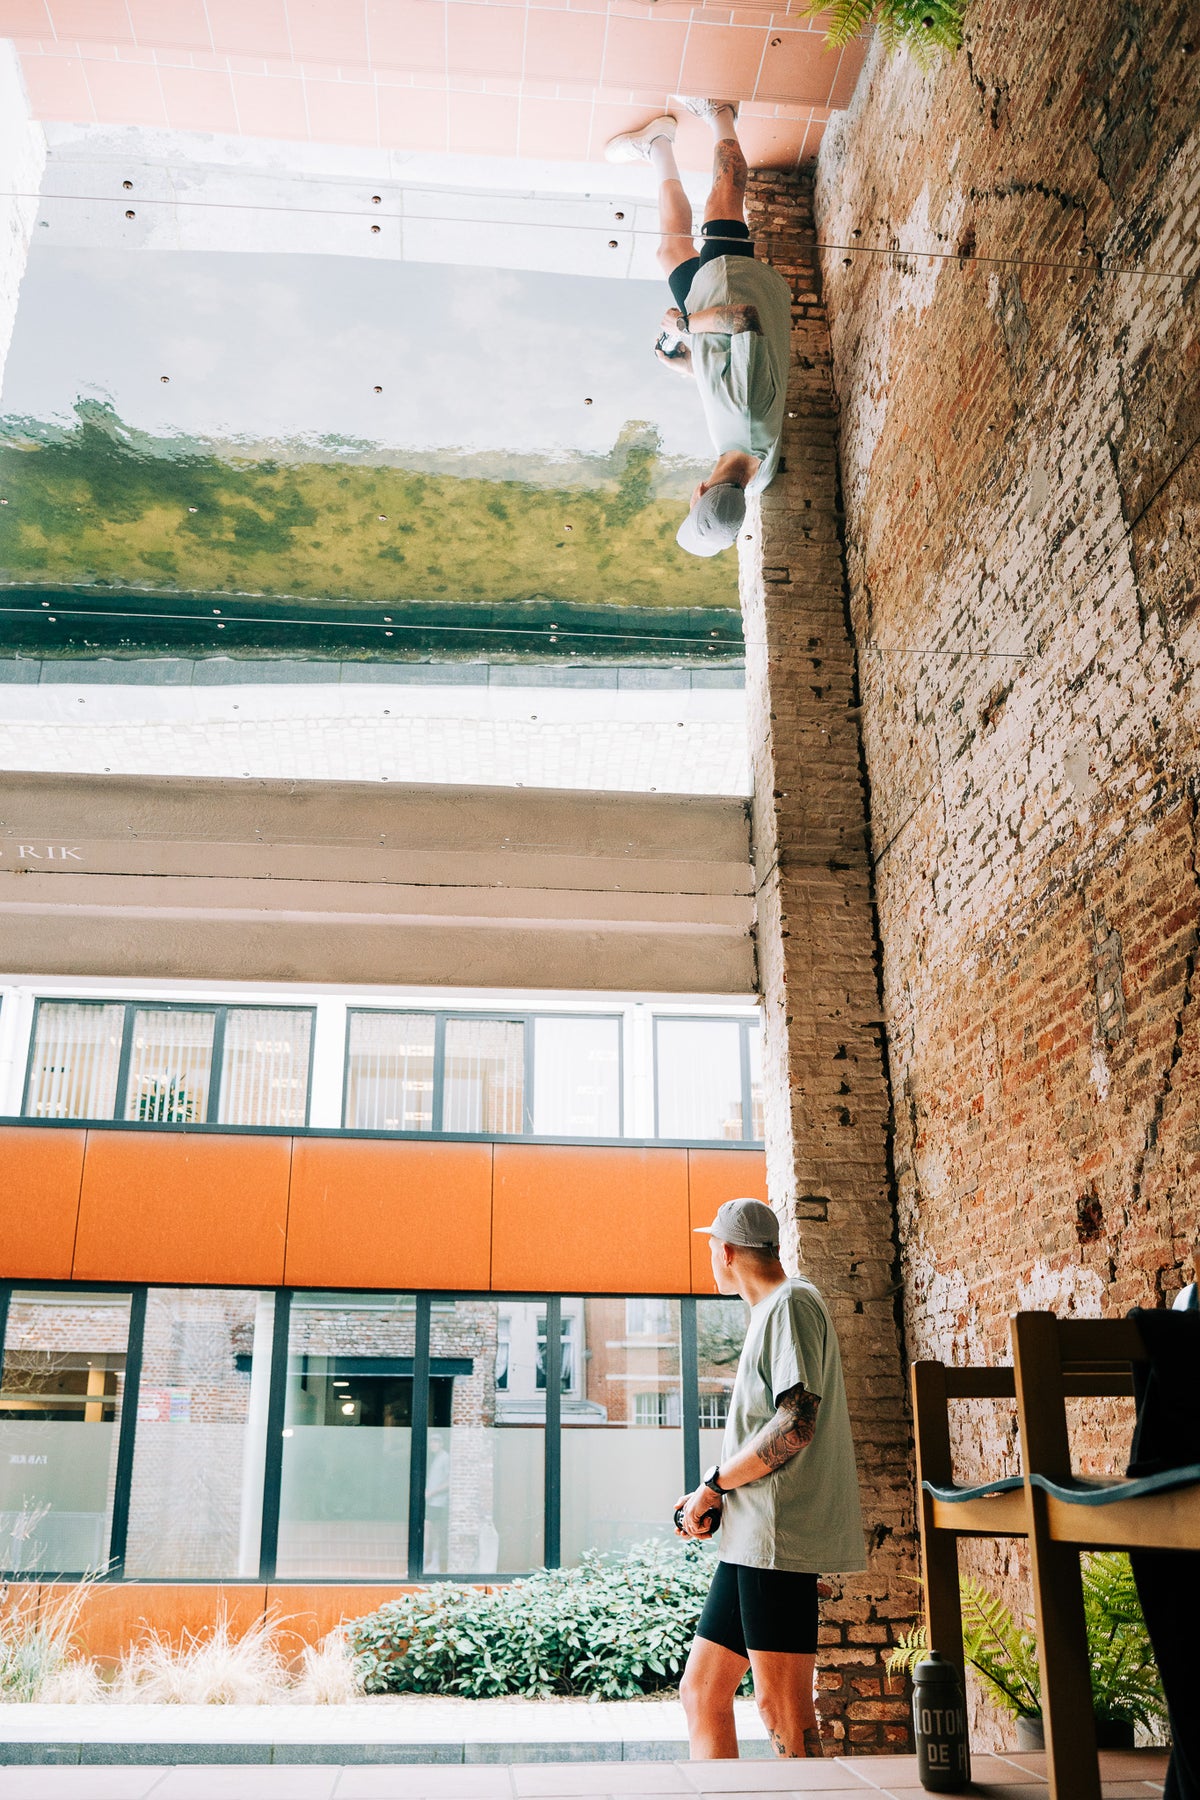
[4,0,868,167]
[0,1753,1172,1800]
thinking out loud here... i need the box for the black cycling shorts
[667,219,756,315]
[696,1560,820,1657]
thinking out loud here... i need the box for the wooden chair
[911,1359,1029,1707]
[1012,1309,1200,1800]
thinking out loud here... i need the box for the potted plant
[799,0,967,58]
[889,1553,1166,1750]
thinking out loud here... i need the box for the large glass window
[655,1016,763,1142]
[344,1012,436,1132]
[124,1289,270,1579]
[23,1002,124,1120]
[1,1286,746,1582]
[561,1297,684,1563]
[219,1010,313,1128]
[21,1001,313,1127]
[696,1297,748,1470]
[124,1009,216,1124]
[276,1293,415,1579]
[532,1016,621,1136]
[443,1018,524,1134]
[0,1290,131,1574]
[430,1300,544,1576]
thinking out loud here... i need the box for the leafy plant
[348,1540,724,1699]
[135,1078,195,1124]
[888,1555,1166,1729]
[799,0,967,60]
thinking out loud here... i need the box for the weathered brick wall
[806,0,1200,1747]
[743,171,915,1754]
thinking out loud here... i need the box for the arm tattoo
[713,140,748,193]
[750,1382,820,1473]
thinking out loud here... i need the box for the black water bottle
[912,1652,971,1792]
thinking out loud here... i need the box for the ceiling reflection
[1,219,739,663]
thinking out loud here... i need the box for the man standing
[675,1198,865,1758]
[606,99,792,558]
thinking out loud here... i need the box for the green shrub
[348,1541,722,1699]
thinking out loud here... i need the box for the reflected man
[606,99,792,558]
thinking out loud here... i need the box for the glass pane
[219,1010,312,1127]
[0,1289,131,1573]
[276,1293,414,1578]
[23,1002,124,1120]
[430,1300,543,1575]
[747,1024,764,1141]
[656,1019,744,1141]
[442,1018,524,1134]
[697,1297,747,1465]
[532,1017,621,1137]
[124,1289,270,1579]
[561,1297,682,1563]
[344,1012,435,1132]
[124,1009,215,1124]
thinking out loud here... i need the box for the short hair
[729,1242,783,1270]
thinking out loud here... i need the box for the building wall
[811,0,1199,1743]
[742,171,914,1754]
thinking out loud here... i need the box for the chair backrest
[1011,1312,1141,1479]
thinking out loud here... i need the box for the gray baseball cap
[676,482,747,557]
[693,1197,780,1249]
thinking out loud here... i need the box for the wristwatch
[701,1463,725,1495]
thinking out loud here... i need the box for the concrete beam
[0,773,754,992]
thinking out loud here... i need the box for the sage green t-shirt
[718,1277,866,1574]
[684,254,792,495]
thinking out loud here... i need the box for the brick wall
[742,170,915,1754]
[806,0,1200,1747]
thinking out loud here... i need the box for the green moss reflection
[0,403,734,612]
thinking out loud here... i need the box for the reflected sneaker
[673,95,741,125]
[604,113,677,163]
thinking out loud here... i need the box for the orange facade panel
[285,1138,492,1291]
[491,1143,691,1293]
[73,1131,291,1285]
[64,1583,269,1665]
[687,1148,769,1292]
[0,1126,85,1280]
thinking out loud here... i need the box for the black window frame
[21,998,317,1129]
[341,1008,626,1142]
[0,1280,716,1586]
[652,1013,764,1145]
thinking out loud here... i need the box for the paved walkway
[1,1697,769,1765]
[0,1748,1173,1797]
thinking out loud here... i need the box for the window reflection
[430,1300,543,1575]
[0,1290,131,1574]
[23,1002,124,1120]
[560,1297,683,1563]
[344,1012,435,1131]
[124,1289,269,1579]
[442,1018,524,1134]
[276,1293,416,1579]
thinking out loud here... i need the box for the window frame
[652,1013,764,1145]
[341,1007,625,1142]
[0,1280,712,1586]
[21,999,317,1129]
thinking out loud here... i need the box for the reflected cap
[676,482,747,557]
[693,1197,780,1250]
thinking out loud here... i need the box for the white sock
[649,134,681,183]
[709,104,738,143]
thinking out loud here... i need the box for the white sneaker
[604,113,677,164]
[673,95,740,125]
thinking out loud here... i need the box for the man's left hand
[675,1485,722,1539]
[661,306,688,335]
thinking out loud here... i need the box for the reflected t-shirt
[684,255,792,495]
[718,1277,866,1573]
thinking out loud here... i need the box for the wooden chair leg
[1027,1527,1099,1800]
[922,1501,969,1701]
